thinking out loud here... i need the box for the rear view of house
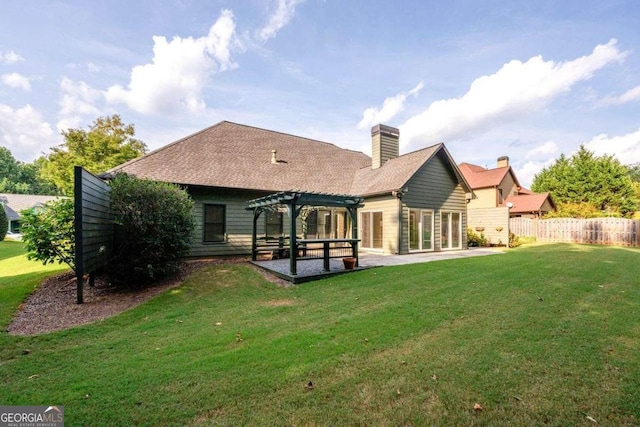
[106,121,471,257]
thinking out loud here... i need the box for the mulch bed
[7,258,286,336]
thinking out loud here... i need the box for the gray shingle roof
[0,193,64,220]
[107,121,468,196]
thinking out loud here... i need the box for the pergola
[246,191,364,277]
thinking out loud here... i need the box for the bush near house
[467,227,488,247]
[108,173,195,286]
[0,205,7,240]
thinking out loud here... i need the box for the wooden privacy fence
[510,217,640,246]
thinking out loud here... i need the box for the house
[459,156,555,243]
[106,121,472,257]
[0,193,63,234]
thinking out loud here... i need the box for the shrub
[21,198,75,271]
[0,204,7,240]
[509,232,521,248]
[108,173,194,285]
[467,228,488,247]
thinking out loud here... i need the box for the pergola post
[348,206,359,267]
[251,208,263,261]
[288,203,298,276]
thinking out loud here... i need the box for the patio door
[361,211,383,250]
[409,209,434,251]
[441,211,462,250]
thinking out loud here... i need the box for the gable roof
[0,193,64,221]
[350,144,471,196]
[458,162,521,189]
[106,121,470,197]
[503,192,556,214]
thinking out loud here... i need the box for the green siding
[189,188,267,257]
[402,151,468,252]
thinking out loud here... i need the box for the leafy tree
[0,147,59,195]
[0,203,8,240]
[40,115,147,195]
[532,146,638,218]
[627,163,640,182]
[108,174,194,286]
[20,198,75,272]
[0,146,21,180]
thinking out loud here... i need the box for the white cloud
[515,158,556,188]
[526,140,558,159]
[105,9,238,115]
[357,82,424,130]
[0,104,55,162]
[1,72,31,90]
[67,62,102,73]
[400,39,627,148]
[57,77,103,131]
[601,85,640,105]
[585,128,640,164]
[0,50,24,64]
[256,0,305,42]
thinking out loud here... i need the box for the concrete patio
[251,247,504,283]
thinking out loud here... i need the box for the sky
[1,0,639,187]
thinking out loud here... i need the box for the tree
[40,115,147,195]
[532,146,638,218]
[0,203,8,240]
[0,147,60,195]
[20,198,75,272]
[107,173,194,285]
[627,163,640,182]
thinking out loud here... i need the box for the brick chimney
[497,156,509,168]
[371,124,399,169]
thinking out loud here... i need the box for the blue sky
[1,0,639,187]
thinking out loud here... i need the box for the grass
[0,240,68,327]
[0,241,639,425]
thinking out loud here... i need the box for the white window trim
[360,210,384,252]
[440,211,463,251]
[409,209,435,253]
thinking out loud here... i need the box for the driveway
[358,247,504,267]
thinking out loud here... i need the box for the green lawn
[0,241,639,426]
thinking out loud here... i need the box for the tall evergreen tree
[532,146,638,217]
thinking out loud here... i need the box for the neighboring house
[0,193,63,233]
[458,156,555,243]
[105,121,472,257]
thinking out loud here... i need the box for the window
[265,210,283,237]
[204,204,225,243]
[498,188,504,204]
[361,211,383,249]
[441,211,462,250]
[306,210,318,237]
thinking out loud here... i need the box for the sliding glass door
[409,209,434,251]
[361,211,383,250]
[441,211,462,250]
